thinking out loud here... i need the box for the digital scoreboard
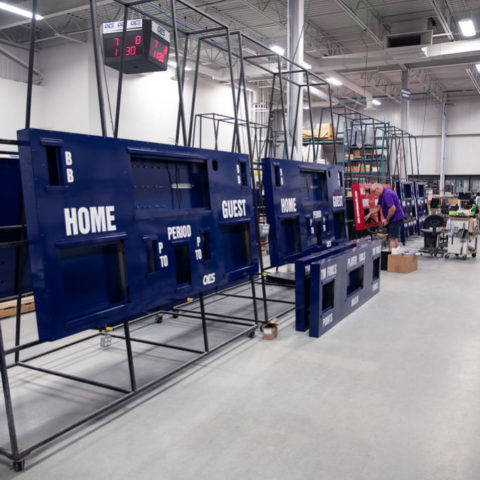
[102,19,170,74]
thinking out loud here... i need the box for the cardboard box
[353,149,362,158]
[262,318,278,340]
[387,254,418,273]
[319,123,334,140]
[302,123,335,141]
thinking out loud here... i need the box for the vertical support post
[440,96,447,196]
[113,5,129,138]
[199,293,209,352]
[236,32,269,325]
[89,0,107,136]
[123,319,136,391]
[288,0,304,161]
[171,0,188,145]
[25,0,37,129]
[13,208,26,364]
[250,276,259,326]
[276,57,289,159]
[188,37,202,146]
[400,69,409,180]
[175,34,190,145]
[0,321,21,465]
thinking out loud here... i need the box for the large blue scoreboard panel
[17,129,258,341]
[0,155,32,298]
[262,158,348,267]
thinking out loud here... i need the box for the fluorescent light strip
[0,1,43,19]
[326,77,342,86]
[459,19,476,37]
[476,64,480,73]
[270,45,285,56]
[372,99,382,106]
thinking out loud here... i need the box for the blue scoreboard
[17,129,258,341]
[262,158,348,267]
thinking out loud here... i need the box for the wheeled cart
[444,217,478,260]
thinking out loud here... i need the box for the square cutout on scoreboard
[60,242,127,321]
[131,156,210,210]
[280,217,301,256]
[300,170,328,202]
[347,265,364,296]
[221,223,252,272]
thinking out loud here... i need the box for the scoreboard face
[17,129,258,341]
[102,19,170,73]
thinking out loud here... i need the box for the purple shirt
[379,188,405,222]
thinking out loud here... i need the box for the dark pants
[387,219,403,239]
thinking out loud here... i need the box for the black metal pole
[290,87,301,161]
[123,319,136,391]
[265,74,276,158]
[225,29,241,153]
[171,0,188,145]
[0,321,20,467]
[249,276,259,326]
[13,205,26,364]
[199,292,209,352]
[188,37,202,146]
[175,33,190,145]
[276,57,289,159]
[113,5,129,138]
[328,84,338,165]
[89,0,107,136]
[25,0,37,129]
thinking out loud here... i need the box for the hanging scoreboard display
[17,129,258,341]
[262,157,348,267]
[102,19,170,73]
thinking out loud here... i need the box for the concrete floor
[1,243,480,479]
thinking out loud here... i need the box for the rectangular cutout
[46,146,62,186]
[333,211,346,240]
[373,257,380,280]
[174,244,191,285]
[131,156,210,210]
[60,242,127,320]
[315,220,323,245]
[322,280,334,312]
[418,185,425,197]
[274,165,282,187]
[146,240,156,273]
[239,161,248,186]
[202,231,210,260]
[280,217,301,255]
[403,183,412,198]
[221,223,252,272]
[347,265,364,296]
[300,170,327,201]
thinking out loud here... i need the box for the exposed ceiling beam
[466,65,480,95]
[429,0,455,41]
[0,46,42,81]
[333,0,388,48]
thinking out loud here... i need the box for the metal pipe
[113,5,129,138]
[25,0,37,128]
[89,0,107,136]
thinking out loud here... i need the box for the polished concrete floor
[1,245,480,479]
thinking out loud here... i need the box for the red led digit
[135,35,142,45]
[163,46,168,54]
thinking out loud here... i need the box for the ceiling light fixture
[476,64,480,73]
[326,77,342,86]
[372,99,382,106]
[459,19,476,37]
[270,45,285,56]
[0,1,43,19]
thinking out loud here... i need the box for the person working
[365,183,405,250]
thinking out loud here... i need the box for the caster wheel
[463,255,467,260]
[472,253,476,258]
[445,254,449,259]
[171,313,179,319]
[248,330,256,338]
[13,460,25,472]
[155,314,163,324]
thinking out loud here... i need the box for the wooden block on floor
[0,296,35,319]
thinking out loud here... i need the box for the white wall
[0,39,236,151]
[0,77,43,144]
